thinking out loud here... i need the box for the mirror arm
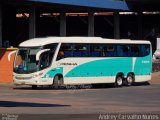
[36,49,50,61]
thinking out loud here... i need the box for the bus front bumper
[13,77,53,86]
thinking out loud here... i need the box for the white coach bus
[13,37,152,89]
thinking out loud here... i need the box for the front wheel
[115,75,124,87]
[53,75,63,89]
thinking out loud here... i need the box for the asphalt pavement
[0,72,159,120]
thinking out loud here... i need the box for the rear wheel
[126,74,134,86]
[115,75,124,87]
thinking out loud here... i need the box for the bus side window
[90,44,102,57]
[57,43,73,60]
[39,51,50,70]
[103,45,116,57]
[73,44,89,57]
[123,45,130,56]
[43,43,58,63]
[117,45,130,57]
[130,45,140,57]
[141,44,150,56]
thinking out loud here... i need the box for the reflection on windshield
[14,47,41,74]
[14,43,58,74]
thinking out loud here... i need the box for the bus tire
[126,74,134,86]
[53,75,63,89]
[115,75,124,87]
[32,85,37,89]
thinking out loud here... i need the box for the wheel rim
[53,76,63,88]
[127,76,133,85]
[53,76,59,88]
[117,77,123,86]
[59,78,63,85]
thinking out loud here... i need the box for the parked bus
[13,37,152,89]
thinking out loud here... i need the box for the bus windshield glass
[14,44,57,74]
[14,47,42,74]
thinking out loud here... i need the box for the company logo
[142,61,150,64]
[60,63,78,66]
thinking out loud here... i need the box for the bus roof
[19,37,151,47]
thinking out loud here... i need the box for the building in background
[0,0,160,53]
[0,0,160,83]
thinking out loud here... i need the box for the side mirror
[36,49,50,61]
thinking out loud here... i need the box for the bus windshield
[13,45,57,74]
[14,47,41,74]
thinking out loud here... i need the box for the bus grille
[15,76,32,80]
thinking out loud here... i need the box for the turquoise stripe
[43,55,151,78]
[65,56,151,78]
[43,67,63,78]
[134,56,152,75]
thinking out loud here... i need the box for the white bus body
[13,37,152,87]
